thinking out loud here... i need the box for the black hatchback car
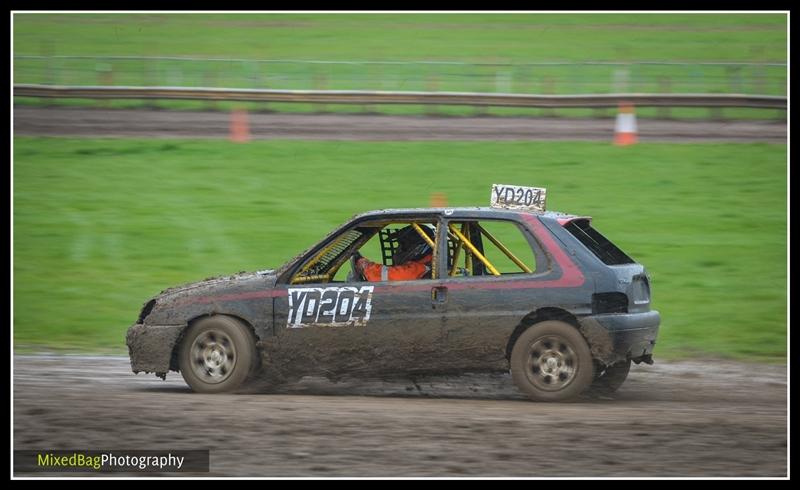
[127,188,660,401]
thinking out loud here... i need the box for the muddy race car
[127,184,660,401]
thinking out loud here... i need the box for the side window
[332,230,384,282]
[335,221,438,282]
[479,220,537,273]
[446,220,537,277]
[293,221,439,284]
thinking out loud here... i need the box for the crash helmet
[392,224,435,264]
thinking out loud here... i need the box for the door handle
[432,286,448,304]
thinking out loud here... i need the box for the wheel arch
[505,307,582,361]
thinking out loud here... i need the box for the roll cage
[283,211,536,285]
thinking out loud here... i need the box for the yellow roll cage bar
[448,222,533,276]
[475,223,533,274]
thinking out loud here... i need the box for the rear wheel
[179,316,257,393]
[510,320,594,402]
[588,359,631,397]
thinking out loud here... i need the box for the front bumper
[579,310,660,365]
[126,323,186,376]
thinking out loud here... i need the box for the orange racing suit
[355,254,433,282]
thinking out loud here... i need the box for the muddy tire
[588,360,631,397]
[179,316,257,394]
[510,320,594,402]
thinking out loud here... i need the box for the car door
[436,217,551,372]
[270,218,447,379]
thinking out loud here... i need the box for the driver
[353,225,434,282]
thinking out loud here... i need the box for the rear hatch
[560,218,652,313]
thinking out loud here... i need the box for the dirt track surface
[14,106,787,142]
[13,355,786,477]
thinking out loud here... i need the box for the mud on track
[13,106,787,142]
[13,355,786,477]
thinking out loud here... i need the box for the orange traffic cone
[430,192,448,207]
[229,109,250,143]
[614,104,638,146]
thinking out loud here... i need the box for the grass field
[13,13,788,118]
[14,13,787,61]
[13,137,787,360]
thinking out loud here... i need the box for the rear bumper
[578,310,660,365]
[126,323,185,376]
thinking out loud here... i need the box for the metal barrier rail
[13,84,787,109]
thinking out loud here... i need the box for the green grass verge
[14,13,787,62]
[13,138,787,361]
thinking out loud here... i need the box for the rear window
[563,219,634,265]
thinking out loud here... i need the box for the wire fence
[14,56,788,96]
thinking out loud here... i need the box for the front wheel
[179,316,257,393]
[510,320,594,402]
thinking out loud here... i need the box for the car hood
[138,269,278,325]
[156,269,277,299]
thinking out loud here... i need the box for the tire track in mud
[13,355,787,477]
[14,106,787,142]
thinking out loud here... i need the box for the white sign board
[287,286,373,328]
[490,184,547,212]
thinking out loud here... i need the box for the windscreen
[295,228,373,280]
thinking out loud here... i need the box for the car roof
[351,207,588,222]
